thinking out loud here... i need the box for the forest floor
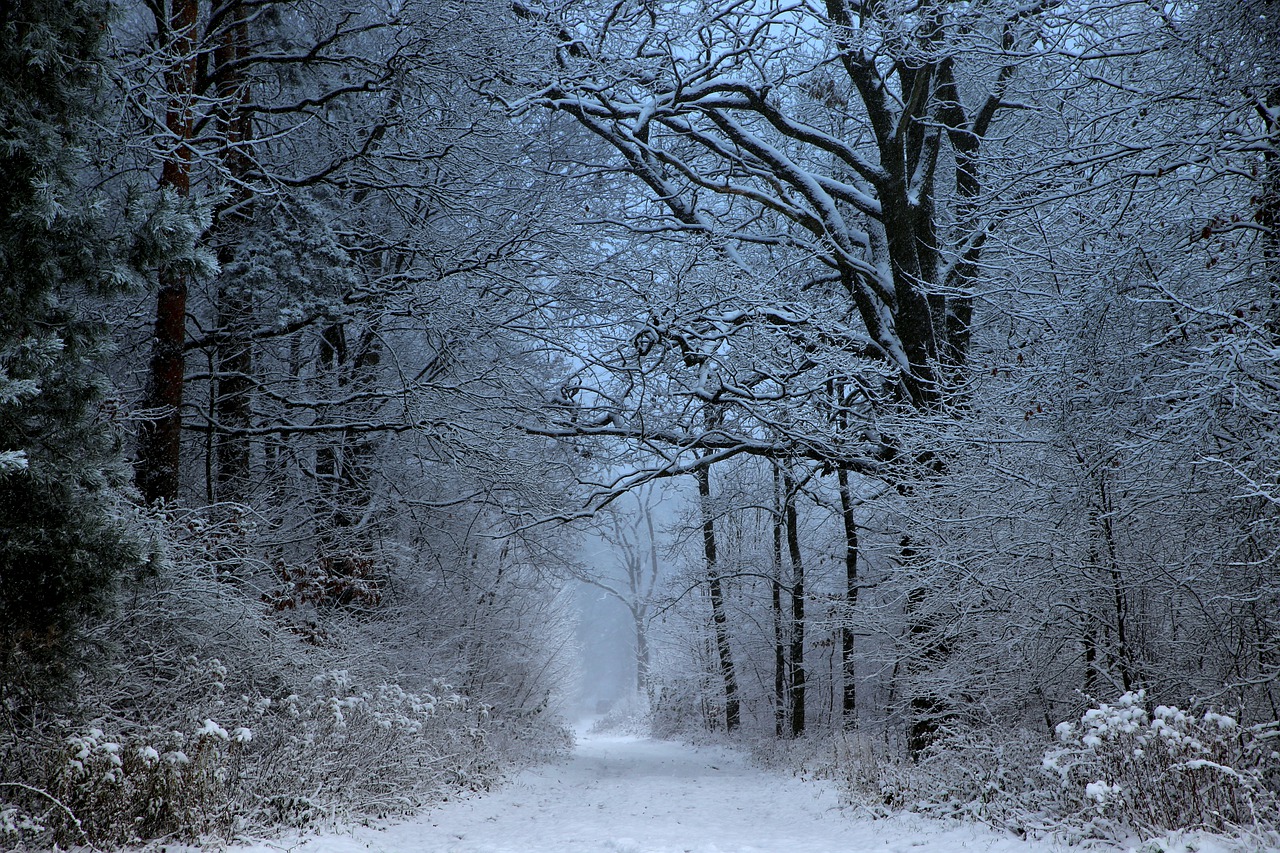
[230,728,1248,853]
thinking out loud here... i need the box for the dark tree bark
[316,322,347,531]
[211,0,255,503]
[337,328,382,524]
[783,470,805,739]
[902,536,948,758]
[772,464,786,738]
[1095,473,1138,693]
[212,281,253,502]
[135,0,199,504]
[1261,87,1280,339]
[1083,619,1099,698]
[837,465,859,726]
[697,462,739,732]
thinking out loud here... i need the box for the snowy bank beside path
[230,732,1237,853]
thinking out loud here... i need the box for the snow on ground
[230,729,1252,853]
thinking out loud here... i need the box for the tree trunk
[316,322,347,533]
[784,470,805,739]
[903,536,947,758]
[338,328,382,524]
[772,464,786,738]
[1096,474,1137,693]
[638,502,660,698]
[697,463,739,732]
[634,606,650,696]
[212,0,255,503]
[135,0,200,504]
[1261,86,1279,341]
[837,465,859,727]
[1083,618,1099,698]
[213,279,253,501]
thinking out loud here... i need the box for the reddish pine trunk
[136,0,199,504]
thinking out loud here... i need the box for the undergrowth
[746,693,1280,848]
[0,506,569,849]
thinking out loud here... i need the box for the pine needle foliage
[0,0,142,714]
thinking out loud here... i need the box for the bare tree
[576,484,670,696]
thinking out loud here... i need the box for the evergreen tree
[0,0,141,711]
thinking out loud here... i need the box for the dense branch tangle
[521,0,1040,410]
[512,0,1054,741]
[529,290,899,497]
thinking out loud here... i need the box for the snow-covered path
[236,731,1061,853]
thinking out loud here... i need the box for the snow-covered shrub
[648,671,731,739]
[0,505,568,847]
[252,671,500,814]
[1044,691,1280,833]
[589,693,652,737]
[795,726,1049,831]
[8,670,502,847]
[891,726,1049,829]
[745,728,916,817]
[800,695,1279,842]
[0,801,48,850]
[42,720,248,843]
